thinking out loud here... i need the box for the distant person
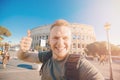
[2,43,10,69]
[17,19,104,80]
[98,55,107,65]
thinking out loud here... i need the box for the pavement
[90,60,120,80]
[0,52,120,80]
[0,57,41,80]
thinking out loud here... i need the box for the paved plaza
[0,51,120,80]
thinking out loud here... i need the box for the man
[17,19,104,80]
[2,43,10,69]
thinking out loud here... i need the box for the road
[0,50,120,80]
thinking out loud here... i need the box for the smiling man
[17,19,104,80]
[49,20,72,61]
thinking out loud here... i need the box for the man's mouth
[56,47,65,52]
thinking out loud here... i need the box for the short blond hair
[50,19,70,30]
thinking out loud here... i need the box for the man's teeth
[57,48,64,51]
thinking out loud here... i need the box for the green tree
[84,42,98,57]
[111,44,120,56]
[85,41,107,57]
[85,41,120,57]
[0,26,12,41]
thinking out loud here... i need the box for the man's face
[49,26,72,60]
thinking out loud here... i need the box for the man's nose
[57,38,64,47]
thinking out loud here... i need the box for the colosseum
[31,23,96,54]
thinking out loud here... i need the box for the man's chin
[53,51,68,61]
[56,55,67,61]
[58,52,68,57]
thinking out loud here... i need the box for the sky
[0,0,120,45]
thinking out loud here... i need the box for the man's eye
[63,37,68,40]
[54,37,58,39]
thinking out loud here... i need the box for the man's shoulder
[67,54,84,61]
[38,51,52,63]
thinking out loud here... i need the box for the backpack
[65,53,81,80]
[39,51,82,80]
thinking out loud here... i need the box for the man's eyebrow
[53,36,59,39]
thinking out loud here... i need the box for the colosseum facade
[31,23,96,54]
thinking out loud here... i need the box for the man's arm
[17,50,40,63]
[79,58,104,80]
[17,30,40,63]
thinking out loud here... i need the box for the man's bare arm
[17,50,40,63]
[17,30,41,63]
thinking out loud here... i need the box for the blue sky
[0,0,120,45]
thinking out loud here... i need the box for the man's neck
[52,54,68,61]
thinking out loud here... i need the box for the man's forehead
[51,26,71,33]
[51,26,71,31]
[50,26,72,37]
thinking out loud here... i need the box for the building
[31,25,50,50]
[31,23,96,54]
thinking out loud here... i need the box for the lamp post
[104,23,113,80]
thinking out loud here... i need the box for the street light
[104,22,113,80]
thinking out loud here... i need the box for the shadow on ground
[0,62,2,64]
[17,64,32,69]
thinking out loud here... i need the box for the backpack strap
[65,54,81,80]
[39,51,52,75]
